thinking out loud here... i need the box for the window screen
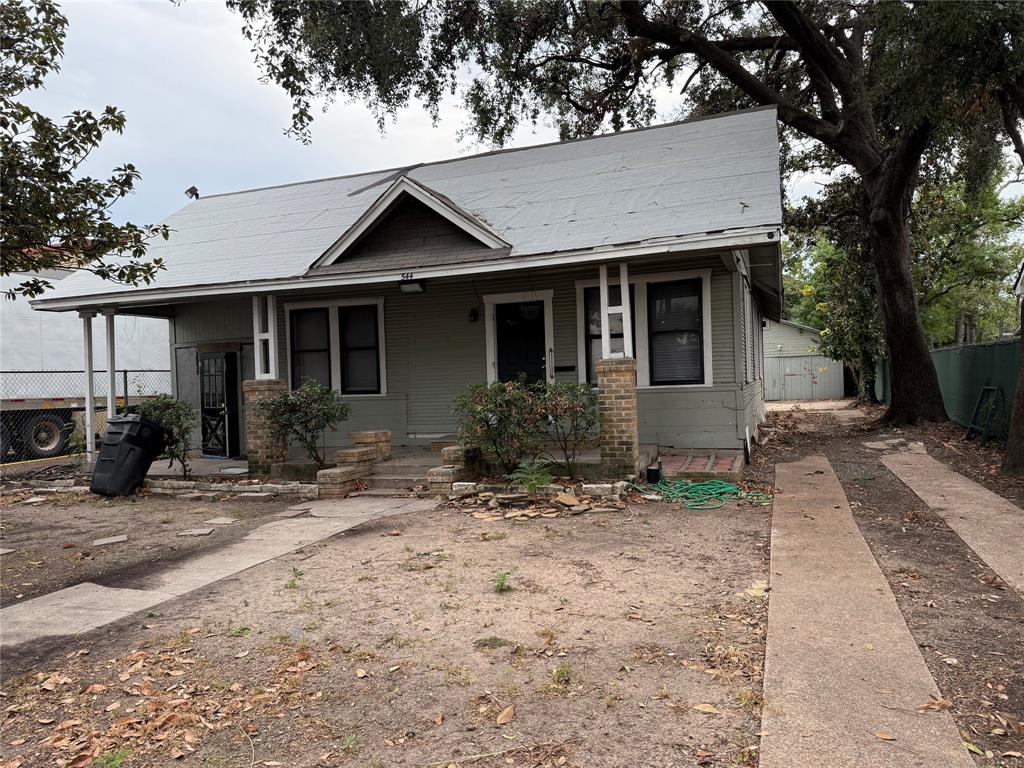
[338,305,380,394]
[647,279,703,385]
[290,308,331,389]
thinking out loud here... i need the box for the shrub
[252,378,350,467]
[452,378,544,473]
[540,382,599,477]
[133,394,196,478]
[508,459,553,493]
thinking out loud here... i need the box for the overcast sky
[40,0,825,228]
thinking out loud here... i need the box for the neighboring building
[1,270,169,460]
[32,107,783,462]
[763,319,844,401]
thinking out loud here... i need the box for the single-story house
[763,319,844,401]
[32,106,783,470]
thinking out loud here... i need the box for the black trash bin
[90,414,167,497]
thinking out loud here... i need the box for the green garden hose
[628,478,772,509]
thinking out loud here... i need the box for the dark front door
[200,352,239,457]
[495,301,546,383]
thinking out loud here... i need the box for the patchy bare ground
[748,406,1024,766]
[0,490,296,605]
[0,500,769,768]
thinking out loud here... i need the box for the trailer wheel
[22,413,69,459]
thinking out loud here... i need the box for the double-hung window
[647,279,703,385]
[338,305,381,394]
[289,308,331,389]
[583,285,635,384]
[289,303,382,394]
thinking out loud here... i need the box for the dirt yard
[0,490,297,605]
[750,405,1024,766]
[0,499,769,768]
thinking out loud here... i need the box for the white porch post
[599,264,611,358]
[80,311,96,462]
[103,310,116,418]
[619,262,633,357]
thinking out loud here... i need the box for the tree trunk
[856,354,879,403]
[1002,301,1024,474]
[867,187,948,424]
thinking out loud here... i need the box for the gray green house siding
[169,252,766,453]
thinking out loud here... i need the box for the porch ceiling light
[399,279,425,294]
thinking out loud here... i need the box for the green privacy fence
[876,339,1019,436]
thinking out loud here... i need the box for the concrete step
[374,460,437,472]
[364,474,427,490]
[350,488,431,498]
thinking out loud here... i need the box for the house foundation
[596,357,641,479]
[242,379,288,474]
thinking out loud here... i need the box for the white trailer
[1,271,171,462]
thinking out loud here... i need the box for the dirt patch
[0,491,297,605]
[0,501,769,768]
[749,408,1024,766]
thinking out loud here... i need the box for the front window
[290,308,331,388]
[338,305,381,394]
[647,279,703,385]
[583,285,635,384]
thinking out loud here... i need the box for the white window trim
[283,297,387,397]
[252,295,279,380]
[575,268,714,388]
[483,290,555,384]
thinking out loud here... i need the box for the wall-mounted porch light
[399,279,425,294]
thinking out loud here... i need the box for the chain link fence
[0,369,171,464]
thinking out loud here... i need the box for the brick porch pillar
[596,357,641,478]
[243,378,288,474]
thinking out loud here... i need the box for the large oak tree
[228,0,1024,424]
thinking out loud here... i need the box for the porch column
[103,310,117,418]
[595,262,641,479]
[242,378,288,474]
[79,310,96,462]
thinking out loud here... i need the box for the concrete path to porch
[881,450,1024,595]
[0,496,435,650]
[761,455,972,768]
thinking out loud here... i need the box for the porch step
[350,488,430,498]
[660,452,743,480]
[374,460,437,472]
[364,474,428,491]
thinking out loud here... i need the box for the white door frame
[483,290,555,384]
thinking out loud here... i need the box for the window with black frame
[338,305,381,394]
[583,284,635,384]
[290,308,331,389]
[647,279,703,385]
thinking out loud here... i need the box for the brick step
[364,474,427,490]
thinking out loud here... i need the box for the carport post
[79,310,97,462]
[103,309,116,418]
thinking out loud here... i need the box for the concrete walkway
[762,455,973,768]
[0,496,435,649]
[882,451,1024,595]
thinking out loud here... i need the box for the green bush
[452,378,544,473]
[508,458,553,493]
[133,394,196,478]
[540,382,599,477]
[252,378,350,467]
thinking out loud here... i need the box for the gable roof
[35,106,782,309]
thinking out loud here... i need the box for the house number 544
[400,272,415,280]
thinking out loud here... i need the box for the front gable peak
[312,176,510,269]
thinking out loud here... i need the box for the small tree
[452,379,544,473]
[541,382,599,478]
[252,378,350,468]
[133,394,195,479]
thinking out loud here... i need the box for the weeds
[492,570,513,593]
[92,750,130,768]
[551,660,572,686]
[285,567,304,590]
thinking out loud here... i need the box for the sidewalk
[761,455,973,768]
[0,496,435,650]
[882,450,1024,595]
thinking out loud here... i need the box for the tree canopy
[228,0,1024,425]
[0,0,167,299]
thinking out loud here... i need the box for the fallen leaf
[943,657,960,666]
[692,703,720,714]
[874,732,897,741]
[355,668,368,678]
[235,650,249,659]
[496,705,515,725]
[105,701,121,712]
[434,713,444,726]
[917,695,952,712]
[963,742,985,756]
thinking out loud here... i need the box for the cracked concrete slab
[762,455,973,768]
[91,535,128,546]
[882,451,1024,595]
[0,495,436,650]
[178,528,214,537]
[204,516,237,525]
